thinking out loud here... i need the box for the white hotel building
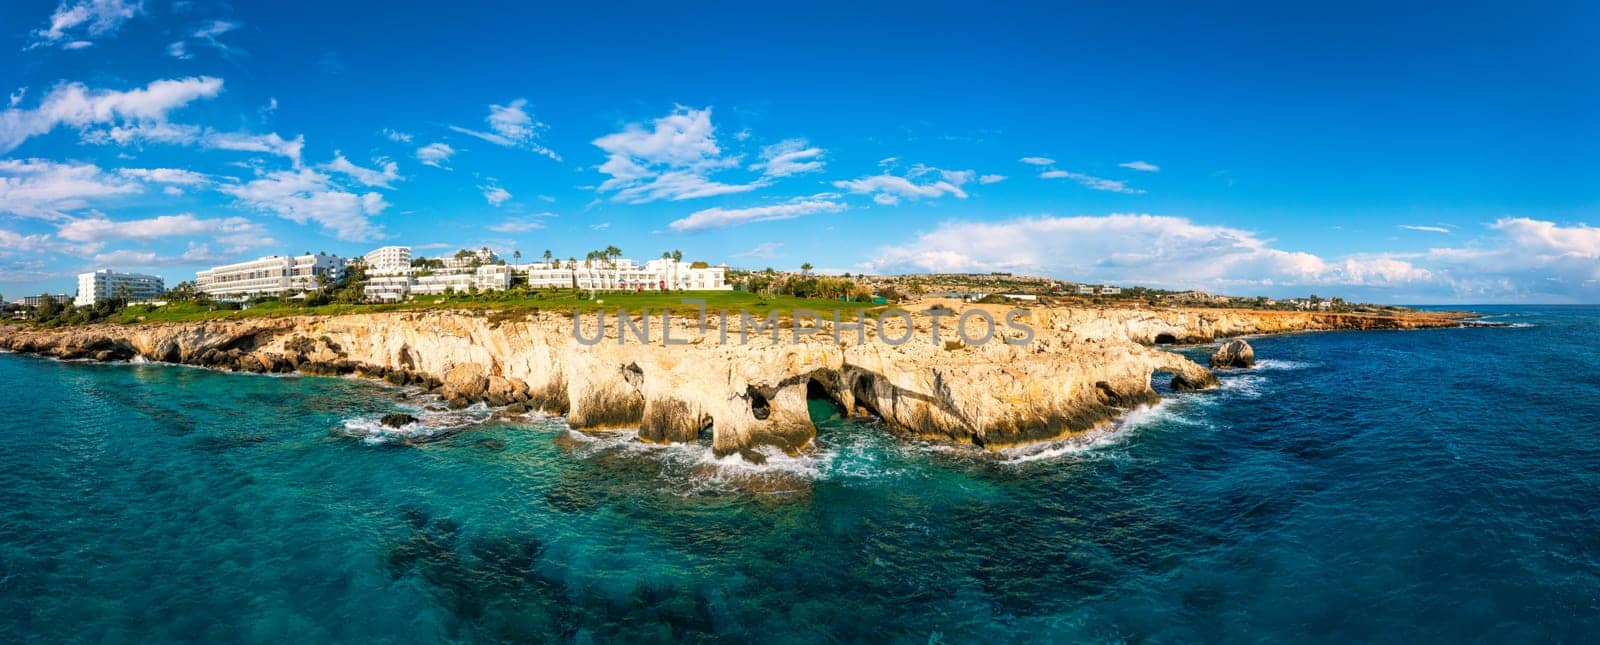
[197,253,346,299]
[75,270,165,306]
[361,246,730,302]
[518,258,730,291]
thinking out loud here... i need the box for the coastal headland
[0,304,1467,455]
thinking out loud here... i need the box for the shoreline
[0,305,1472,456]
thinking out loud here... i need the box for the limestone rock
[0,305,1464,453]
[1210,339,1256,369]
[380,413,418,428]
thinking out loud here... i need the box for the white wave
[1253,359,1312,371]
[337,402,496,445]
[995,398,1195,465]
[128,355,149,364]
[1217,373,1266,399]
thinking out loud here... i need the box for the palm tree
[513,250,522,262]
[662,251,672,259]
[800,262,813,276]
[543,249,553,266]
[671,249,683,262]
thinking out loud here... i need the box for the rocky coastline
[0,305,1466,456]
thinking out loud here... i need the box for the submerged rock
[380,413,418,428]
[1210,339,1256,369]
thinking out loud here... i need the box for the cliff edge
[0,305,1462,454]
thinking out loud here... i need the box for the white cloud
[865,213,1600,302]
[80,120,201,146]
[832,165,972,206]
[0,227,96,256]
[978,174,1007,184]
[1400,225,1451,233]
[92,242,237,268]
[448,98,561,161]
[379,128,413,143]
[202,131,304,166]
[116,167,211,186]
[416,142,454,169]
[27,0,143,50]
[57,213,263,243]
[867,214,1425,291]
[0,76,224,154]
[322,152,399,188]
[1118,160,1160,172]
[167,20,240,60]
[218,168,386,241]
[750,138,824,178]
[733,242,784,259]
[592,106,765,204]
[1415,218,1600,301]
[480,184,512,206]
[1019,156,1055,166]
[589,222,610,231]
[0,158,141,218]
[487,213,553,233]
[1040,169,1145,194]
[8,88,25,108]
[669,199,845,232]
[78,122,305,166]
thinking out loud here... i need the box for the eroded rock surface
[0,305,1461,453]
[1210,339,1256,369]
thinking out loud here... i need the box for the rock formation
[1210,339,1256,369]
[0,305,1462,455]
[380,413,418,428]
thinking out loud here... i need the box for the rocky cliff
[0,305,1462,455]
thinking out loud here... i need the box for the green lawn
[109,289,886,325]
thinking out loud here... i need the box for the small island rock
[380,413,418,428]
[1210,339,1256,369]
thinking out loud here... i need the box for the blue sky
[1,1,1596,303]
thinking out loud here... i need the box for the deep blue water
[2,306,1598,643]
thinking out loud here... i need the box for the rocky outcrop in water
[1210,339,1256,369]
[0,305,1461,454]
[380,413,419,428]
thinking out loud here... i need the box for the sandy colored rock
[0,305,1463,452]
[1210,339,1256,369]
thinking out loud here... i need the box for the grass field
[108,289,886,325]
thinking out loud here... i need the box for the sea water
[1,305,1597,642]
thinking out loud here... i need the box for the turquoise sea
[2,306,1598,642]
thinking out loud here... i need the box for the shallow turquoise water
[2,306,1598,642]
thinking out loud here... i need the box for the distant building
[359,247,732,302]
[441,248,499,271]
[19,294,71,308]
[364,246,413,276]
[197,253,346,299]
[1075,285,1096,295]
[75,270,164,306]
[516,258,730,292]
[410,264,513,296]
[1098,286,1122,296]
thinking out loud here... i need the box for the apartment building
[197,253,346,299]
[75,270,165,306]
[515,258,730,291]
[19,295,72,308]
[364,246,413,275]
